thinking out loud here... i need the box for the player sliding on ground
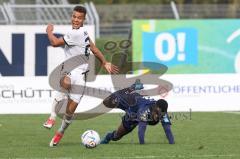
[101,80,175,144]
[42,6,118,147]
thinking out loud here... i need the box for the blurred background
[0,0,240,37]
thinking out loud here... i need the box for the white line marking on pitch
[98,154,237,159]
[224,111,240,115]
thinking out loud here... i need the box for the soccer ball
[81,130,100,148]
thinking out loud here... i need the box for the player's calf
[100,132,114,144]
[100,130,124,144]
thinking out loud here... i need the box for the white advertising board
[0,74,239,114]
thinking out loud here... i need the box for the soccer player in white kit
[43,6,118,147]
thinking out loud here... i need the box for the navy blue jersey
[112,88,170,125]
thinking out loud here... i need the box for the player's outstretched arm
[90,40,118,74]
[138,121,147,144]
[46,24,65,47]
[162,123,175,144]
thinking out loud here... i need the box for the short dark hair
[73,6,87,15]
[156,99,168,112]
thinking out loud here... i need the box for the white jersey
[63,26,90,70]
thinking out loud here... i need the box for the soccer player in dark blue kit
[101,80,175,144]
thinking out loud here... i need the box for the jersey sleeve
[161,114,172,125]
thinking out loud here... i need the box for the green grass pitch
[0,112,240,159]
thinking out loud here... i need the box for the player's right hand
[103,62,119,74]
[46,24,54,33]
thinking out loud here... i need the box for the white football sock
[50,92,66,120]
[58,113,73,134]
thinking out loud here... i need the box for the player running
[100,80,175,144]
[42,6,118,147]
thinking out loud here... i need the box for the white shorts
[66,64,89,103]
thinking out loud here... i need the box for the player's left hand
[103,62,119,74]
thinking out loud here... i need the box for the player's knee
[60,76,71,90]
